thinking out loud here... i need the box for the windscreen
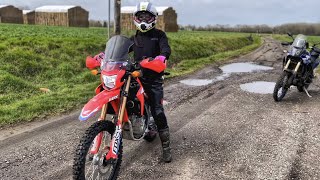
[292,34,307,49]
[101,35,133,70]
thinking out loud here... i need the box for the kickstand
[303,86,312,98]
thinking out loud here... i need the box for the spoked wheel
[73,120,123,180]
[273,72,290,102]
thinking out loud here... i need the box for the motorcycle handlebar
[312,43,320,47]
[123,60,171,77]
[312,46,320,54]
[281,42,292,46]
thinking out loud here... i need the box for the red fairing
[95,83,104,95]
[86,56,101,69]
[79,89,120,121]
[136,78,145,115]
[140,58,166,73]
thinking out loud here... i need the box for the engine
[130,114,147,139]
[122,80,148,139]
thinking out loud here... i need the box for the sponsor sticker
[109,95,119,102]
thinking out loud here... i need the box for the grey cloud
[3,0,320,26]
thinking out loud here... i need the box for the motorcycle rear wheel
[73,120,122,180]
[273,72,289,102]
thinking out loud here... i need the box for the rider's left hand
[154,55,166,63]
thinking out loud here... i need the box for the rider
[93,1,172,163]
[130,1,172,163]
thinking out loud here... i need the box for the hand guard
[140,55,167,73]
[86,52,104,69]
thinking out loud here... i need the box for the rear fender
[79,89,120,121]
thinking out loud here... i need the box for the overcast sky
[2,0,319,26]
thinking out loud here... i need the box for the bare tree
[179,23,320,35]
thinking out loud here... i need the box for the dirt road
[1,37,320,180]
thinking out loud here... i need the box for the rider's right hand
[94,52,105,63]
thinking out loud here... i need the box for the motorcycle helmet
[133,2,158,32]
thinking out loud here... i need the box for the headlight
[102,75,117,89]
[294,49,301,56]
[291,48,301,57]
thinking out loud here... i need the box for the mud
[1,37,320,180]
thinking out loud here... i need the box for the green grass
[167,32,261,77]
[0,23,261,126]
[272,34,320,45]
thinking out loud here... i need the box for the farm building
[23,10,35,24]
[121,6,179,32]
[0,5,23,24]
[35,5,89,27]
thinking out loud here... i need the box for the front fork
[89,103,108,154]
[89,76,132,159]
[283,59,301,87]
[105,75,132,160]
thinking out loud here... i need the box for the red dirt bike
[73,35,166,180]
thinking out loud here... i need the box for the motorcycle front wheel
[73,120,122,180]
[273,72,290,102]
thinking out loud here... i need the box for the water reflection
[180,62,273,86]
[240,81,276,94]
[179,79,213,86]
[220,62,273,74]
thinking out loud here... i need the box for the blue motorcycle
[273,33,320,102]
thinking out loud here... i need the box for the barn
[23,10,35,24]
[35,5,89,27]
[0,5,23,24]
[121,6,179,32]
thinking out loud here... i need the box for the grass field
[272,34,320,45]
[0,23,261,126]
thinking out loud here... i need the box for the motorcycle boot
[144,116,158,142]
[159,128,172,163]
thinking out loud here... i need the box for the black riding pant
[141,78,168,131]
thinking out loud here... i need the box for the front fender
[79,89,120,121]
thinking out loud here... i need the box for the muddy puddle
[179,79,213,86]
[220,62,273,74]
[240,81,276,94]
[180,62,273,86]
